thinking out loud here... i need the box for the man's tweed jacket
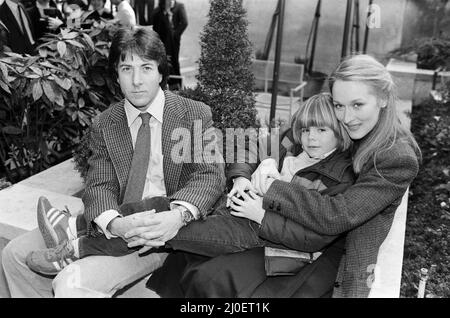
[82,90,225,237]
[263,139,419,297]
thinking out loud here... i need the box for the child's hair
[291,92,352,152]
[328,54,421,173]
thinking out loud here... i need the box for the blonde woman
[171,54,420,298]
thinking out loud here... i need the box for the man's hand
[47,17,63,30]
[124,210,184,253]
[226,177,257,207]
[107,210,157,241]
[229,190,265,224]
[251,158,280,195]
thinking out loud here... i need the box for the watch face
[182,209,194,223]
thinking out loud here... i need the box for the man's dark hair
[108,27,169,89]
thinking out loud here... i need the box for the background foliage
[402,97,450,298]
[0,21,121,183]
[180,0,258,134]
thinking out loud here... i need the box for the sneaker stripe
[48,210,64,225]
[52,214,65,227]
[52,261,62,271]
[46,208,59,220]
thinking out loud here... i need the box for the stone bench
[0,158,409,297]
[0,159,156,298]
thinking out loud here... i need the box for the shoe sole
[37,198,59,249]
[25,253,60,276]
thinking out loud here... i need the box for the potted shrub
[0,22,120,183]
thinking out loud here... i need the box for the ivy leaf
[2,126,23,135]
[64,32,79,40]
[25,73,40,79]
[38,48,48,58]
[82,33,95,50]
[3,52,23,59]
[0,62,8,79]
[95,41,109,47]
[55,92,64,107]
[32,81,43,101]
[0,80,11,94]
[54,76,72,90]
[42,80,55,103]
[89,28,102,38]
[57,41,67,57]
[28,66,43,77]
[66,40,86,49]
[39,61,59,70]
[78,97,85,108]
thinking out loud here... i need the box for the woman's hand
[251,158,280,195]
[226,176,257,207]
[229,190,265,224]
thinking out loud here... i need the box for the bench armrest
[290,81,308,93]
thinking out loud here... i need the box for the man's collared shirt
[95,88,199,238]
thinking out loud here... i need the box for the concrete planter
[387,58,450,106]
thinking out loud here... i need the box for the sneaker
[37,196,71,248]
[26,240,78,276]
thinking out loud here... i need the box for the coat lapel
[162,91,190,196]
[103,100,134,198]
[1,3,22,36]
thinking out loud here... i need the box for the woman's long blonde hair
[328,54,421,173]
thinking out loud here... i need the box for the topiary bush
[181,0,258,134]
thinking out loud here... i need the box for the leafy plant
[192,0,258,133]
[0,21,121,182]
[389,37,450,70]
[402,97,450,298]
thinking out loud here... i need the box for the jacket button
[269,201,275,209]
[334,282,341,288]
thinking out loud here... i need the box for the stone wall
[181,0,408,75]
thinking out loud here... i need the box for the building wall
[181,0,408,75]
[401,0,450,48]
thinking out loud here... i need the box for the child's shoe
[26,240,78,275]
[37,196,71,248]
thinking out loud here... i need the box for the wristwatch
[176,206,195,226]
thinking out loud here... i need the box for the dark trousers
[167,39,182,89]
[75,197,170,258]
[153,204,345,298]
[167,201,266,257]
[150,236,344,298]
[134,0,154,25]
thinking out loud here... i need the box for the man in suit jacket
[0,0,35,54]
[131,0,154,25]
[1,27,225,297]
[27,0,64,42]
[151,0,187,86]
